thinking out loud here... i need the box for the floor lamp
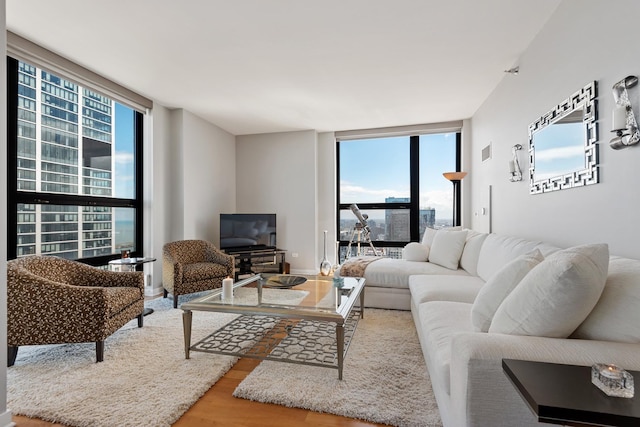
[443,171,467,227]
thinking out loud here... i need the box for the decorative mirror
[529,81,599,194]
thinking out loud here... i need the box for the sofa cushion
[471,249,544,332]
[572,257,640,343]
[421,226,462,246]
[421,227,437,246]
[476,234,559,282]
[418,301,473,396]
[410,275,484,305]
[489,244,609,338]
[362,258,471,289]
[403,242,430,262]
[460,232,488,276]
[429,230,468,270]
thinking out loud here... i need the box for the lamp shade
[443,171,468,181]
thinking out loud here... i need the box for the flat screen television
[219,213,277,252]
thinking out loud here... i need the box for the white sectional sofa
[337,230,640,427]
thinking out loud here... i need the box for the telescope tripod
[345,223,379,259]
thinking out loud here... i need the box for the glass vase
[319,230,332,276]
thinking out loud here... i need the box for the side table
[108,257,156,316]
[502,359,640,427]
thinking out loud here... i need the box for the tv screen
[219,213,277,251]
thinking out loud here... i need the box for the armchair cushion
[183,262,230,282]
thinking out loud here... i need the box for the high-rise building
[384,197,410,241]
[17,61,116,259]
[420,207,436,233]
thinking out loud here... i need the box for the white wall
[147,107,236,295]
[317,132,338,266]
[236,130,318,273]
[470,0,640,258]
[180,110,236,241]
[145,103,172,295]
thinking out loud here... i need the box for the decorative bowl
[262,275,307,288]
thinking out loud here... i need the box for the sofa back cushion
[572,257,640,343]
[488,243,609,338]
[471,249,544,332]
[476,234,558,282]
[460,231,488,276]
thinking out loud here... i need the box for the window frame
[336,131,462,254]
[6,56,144,266]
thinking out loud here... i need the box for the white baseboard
[0,409,15,427]
[145,284,163,297]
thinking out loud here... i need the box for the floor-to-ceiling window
[7,55,146,266]
[336,125,461,262]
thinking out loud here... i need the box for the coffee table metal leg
[182,309,192,359]
[359,286,365,319]
[336,323,345,380]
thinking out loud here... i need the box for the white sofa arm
[448,332,640,427]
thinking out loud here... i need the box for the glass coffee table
[181,274,365,379]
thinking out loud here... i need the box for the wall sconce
[443,171,467,227]
[509,144,523,182]
[610,75,640,150]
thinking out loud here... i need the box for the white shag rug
[8,287,309,427]
[233,309,442,427]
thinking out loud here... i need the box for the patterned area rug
[233,309,442,427]
[8,287,308,427]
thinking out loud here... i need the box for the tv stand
[225,247,287,281]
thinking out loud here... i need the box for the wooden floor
[13,277,386,427]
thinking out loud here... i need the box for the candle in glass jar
[602,364,623,379]
[222,277,233,300]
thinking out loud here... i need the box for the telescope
[346,204,378,257]
[350,204,369,229]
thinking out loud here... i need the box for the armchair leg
[163,289,168,298]
[7,346,18,367]
[137,313,144,328]
[96,341,104,363]
[173,294,178,309]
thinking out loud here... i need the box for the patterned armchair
[7,256,145,366]
[162,240,234,308]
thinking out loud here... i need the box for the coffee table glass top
[181,274,365,321]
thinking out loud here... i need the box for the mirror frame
[528,81,599,194]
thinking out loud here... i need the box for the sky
[533,121,585,181]
[114,103,135,223]
[339,133,457,222]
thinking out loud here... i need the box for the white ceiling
[6,0,561,136]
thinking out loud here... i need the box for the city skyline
[16,60,137,259]
[339,133,457,222]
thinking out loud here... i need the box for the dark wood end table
[502,359,640,427]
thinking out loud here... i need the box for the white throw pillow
[421,227,437,246]
[421,226,461,246]
[428,229,468,270]
[489,243,609,338]
[402,242,430,262]
[471,249,544,332]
